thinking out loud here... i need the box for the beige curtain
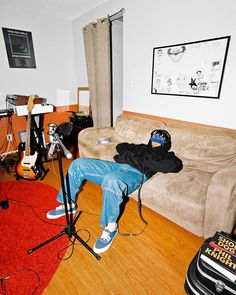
[83,18,111,128]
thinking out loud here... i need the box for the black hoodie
[113,138,183,178]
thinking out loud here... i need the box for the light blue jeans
[57,158,147,227]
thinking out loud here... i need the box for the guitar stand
[38,163,49,180]
[31,114,50,180]
[27,143,101,261]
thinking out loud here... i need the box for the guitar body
[15,95,43,181]
[15,143,41,180]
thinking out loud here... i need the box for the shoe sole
[93,230,118,254]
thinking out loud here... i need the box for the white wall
[1,0,235,128]
[111,18,123,125]
[0,3,76,107]
[72,0,236,129]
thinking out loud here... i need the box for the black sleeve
[116,142,131,154]
[116,143,147,155]
[148,153,183,174]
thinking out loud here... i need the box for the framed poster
[151,36,230,99]
[2,27,36,68]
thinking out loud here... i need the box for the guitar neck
[25,111,32,156]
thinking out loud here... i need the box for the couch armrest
[78,127,116,158]
[203,166,236,237]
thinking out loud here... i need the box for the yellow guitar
[15,95,41,180]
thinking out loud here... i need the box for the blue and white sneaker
[93,227,118,254]
[47,204,77,219]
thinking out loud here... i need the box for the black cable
[7,197,94,264]
[4,185,94,260]
[0,181,65,227]
[0,117,9,154]
[0,116,17,158]
[118,173,148,237]
[2,198,93,269]
[8,197,67,228]
[0,138,7,153]
[0,268,40,295]
[57,228,91,261]
[1,183,94,283]
[0,181,15,200]
[57,237,76,261]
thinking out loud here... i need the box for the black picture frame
[151,36,230,99]
[2,27,36,69]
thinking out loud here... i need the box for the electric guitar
[15,95,41,180]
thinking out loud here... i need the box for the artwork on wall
[2,27,36,69]
[151,36,230,99]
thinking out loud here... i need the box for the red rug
[0,181,68,295]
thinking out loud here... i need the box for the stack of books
[200,231,236,282]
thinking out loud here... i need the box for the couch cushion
[131,168,212,235]
[114,114,165,144]
[166,123,236,173]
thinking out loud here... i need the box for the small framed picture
[2,27,36,69]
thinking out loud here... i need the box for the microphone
[47,134,72,159]
[56,136,72,159]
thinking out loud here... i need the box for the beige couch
[78,114,236,238]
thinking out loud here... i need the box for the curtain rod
[109,8,125,22]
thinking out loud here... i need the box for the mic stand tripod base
[28,211,101,260]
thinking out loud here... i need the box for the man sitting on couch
[47,130,183,254]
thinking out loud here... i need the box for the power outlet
[7,134,13,141]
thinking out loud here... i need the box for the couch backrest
[166,122,236,173]
[114,114,166,144]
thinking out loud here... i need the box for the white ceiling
[1,0,111,21]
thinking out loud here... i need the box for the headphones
[150,129,171,144]
[0,199,9,209]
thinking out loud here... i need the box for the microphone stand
[27,133,101,260]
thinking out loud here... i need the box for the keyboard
[0,109,14,117]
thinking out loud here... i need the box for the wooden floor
[0,157,204,295]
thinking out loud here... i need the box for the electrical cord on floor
[8,197,67,227]
[7,196,94,263]
[6,197,95,266]
[57,228,91,261]
[118,223,148,237]
[0,138,7,154]
[0,268,40,295]
[0,179,15,193]
[118,173,148,237]
[0,116,18,155]
[1,180,65,227]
